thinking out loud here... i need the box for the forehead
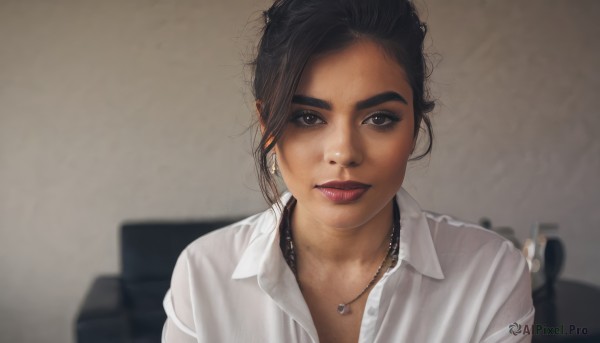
[295,39,412,105]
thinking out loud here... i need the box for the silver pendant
[337,303,351,315]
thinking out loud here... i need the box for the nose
[323,123,363,168]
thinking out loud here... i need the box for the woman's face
[274,39,415,229]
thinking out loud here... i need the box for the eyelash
[290,110,400,130]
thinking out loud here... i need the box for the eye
[290,110,325,127]
[363,112,400,127]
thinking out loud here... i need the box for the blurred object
[544,238,565,291]
[75,218,243,343]
[533,279,600,342]
[522,223,565,292]
[479,217,492,230]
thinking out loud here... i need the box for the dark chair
[75,218,243,343]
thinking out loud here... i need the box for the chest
[194,273,483,343]
[300,277,374,343]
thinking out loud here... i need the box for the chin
[316,206,373,229]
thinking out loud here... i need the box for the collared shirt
[162,188,535,343]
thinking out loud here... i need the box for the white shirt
[162,188,535,343]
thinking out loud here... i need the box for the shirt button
[368,307,377,316]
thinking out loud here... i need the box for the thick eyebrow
[355,91,408,110]
[291,91,408,111]
[291,95,332,110]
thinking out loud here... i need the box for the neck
[290,198,395,266]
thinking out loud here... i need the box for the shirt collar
[395,187,445,279]
[231,188,444,280]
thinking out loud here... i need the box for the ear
[255,99,266,135]
[411,117,421,154]
[256,99,277,153]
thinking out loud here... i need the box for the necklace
[279,196,401,315]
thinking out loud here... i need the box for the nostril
[325,148,363,167]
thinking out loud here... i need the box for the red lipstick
[316,180,371,203]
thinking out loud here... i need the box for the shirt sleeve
[478,240,536,343]
[162,249,199,343]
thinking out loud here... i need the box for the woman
[163,0,535,342]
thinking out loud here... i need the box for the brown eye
[363,112,400,127]
[290,110,325,127]
[302,114,319,125]
[370,115,388,125]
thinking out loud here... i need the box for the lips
[316,180,371,190]
[316,180,371,203]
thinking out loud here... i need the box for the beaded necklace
[279,196,401,315]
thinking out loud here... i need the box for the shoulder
[424,211,517,255]
[164,210,276,340]
[181,210,269,268]
[422,212,534,336]
[423,212,527,279]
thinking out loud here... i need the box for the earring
[269,154,278,175]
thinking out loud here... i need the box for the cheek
[370,134,413,177]
[275,131,317,176]
[380,146,411,175]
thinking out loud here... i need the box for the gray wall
[0,0,598,342]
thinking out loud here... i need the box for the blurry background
[0,0,598,342]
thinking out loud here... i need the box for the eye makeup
[363,111,401,131]
[290,110,325,127]
[289,109,401,130]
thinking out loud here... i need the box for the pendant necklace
[279,196,401,315]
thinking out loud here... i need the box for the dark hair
[250,0,435,208]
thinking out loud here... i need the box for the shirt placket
[358,272,393,343]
